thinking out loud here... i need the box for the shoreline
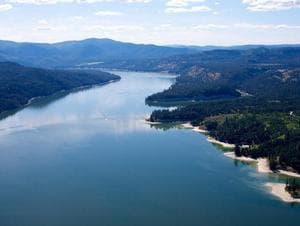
[145,120,162,125]
[180,123,236,148]
[265,183,300,203]
[225,151,300,203]
[207,136,235,148]
[25,78,120,107]
[0,78,120,119]
[181,123,209,133]
[180,122,300,178]
[149,120,300,203]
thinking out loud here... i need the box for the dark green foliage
[147,47,300,173]
[234,145,242,157]
[0,62,120,113]
[105,47,300,103]
[210,114,272,145]
[286,178,300,198]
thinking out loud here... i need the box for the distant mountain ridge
[1,38,299,68]
[0,38,198,68]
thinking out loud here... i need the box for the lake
[0,71,299,226]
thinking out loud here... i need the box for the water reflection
[0,71,176,136]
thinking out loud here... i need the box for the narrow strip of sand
[180,123,194,129]
[224,152,257,162]
[180,123,208,133]
[224,153,274,173]
[278,170,300,178]
[265,183,300,203]
[257,158,272,173]
[144,121,161,125]
[207,137,235,148]
[225,152,300,203]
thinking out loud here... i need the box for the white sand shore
[207,137,235,148]
[180,123,208,133]
[224,152,257,162]
[180,123,194,129]
[144,120,161,125]
[225,152,300,203]
[278,170,300,178]
[224,152,273,173]
[192,127,208,133]
[257,158,272,173]
[225,152,300,177]
[265,183,300,203]
[179,122,300,203]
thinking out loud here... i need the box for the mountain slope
[101,47,300,102]
[0,62,120,114]
[0,38,198,68]
[145,47,300,173]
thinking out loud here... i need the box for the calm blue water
[0,71,299,226]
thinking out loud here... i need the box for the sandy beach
[257,158,272,173]
[180,123,208,133]
[144,120,162,125]
[192,127,208,133]
[180,123,194,129]
[224,152,300,203]
[224,152,257,162]
[224,152,272,174]
[180,122,300,204]
[265,183,300,203]
[207,137,235,148]
[278,170,300,178]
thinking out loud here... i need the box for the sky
[0,0,300,45]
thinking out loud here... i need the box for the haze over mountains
[1,38,300,69]
[0,38,199,68]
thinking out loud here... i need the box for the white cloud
[0,3,13,11]
[192,23,300,30]
[166,0,205,7]
[234,23,300,29]
[243,0,300,11]
[7,0,150,4]
[35,19,52,31]
[70,16,84,20]
[165,5,211,13]
[85,24,145,32]
[95,10,124,16]
[194,24,228,29]
[165,0,210,13]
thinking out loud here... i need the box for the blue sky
[0,0,299,45]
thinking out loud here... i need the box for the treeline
[150,97,300,123]
[0,62,120,114]
[151,100,300,172]
[206,113,300,172]
[146,47,300,173]
[103,47,300,103]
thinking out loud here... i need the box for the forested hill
[144,47,300,173]
[102,47,300,102]
[0,38,198,68]
[0,62,120,114]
